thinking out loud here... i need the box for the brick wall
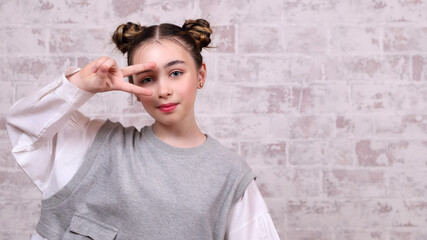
[1,0,427,239]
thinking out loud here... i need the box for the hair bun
[182,19,212,51]
[112,22,145,54]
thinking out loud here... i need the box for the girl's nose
[158,81,172,98]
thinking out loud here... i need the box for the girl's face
[132,40,206,127]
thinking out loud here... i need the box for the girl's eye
[140,77,154,84]
[170,71,182,77]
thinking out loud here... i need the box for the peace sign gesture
[68,56,156,95]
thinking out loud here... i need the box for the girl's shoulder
[203,135,250,168]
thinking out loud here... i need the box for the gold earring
[199,82,204,88]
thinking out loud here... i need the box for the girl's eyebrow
[164,60,186,68]
[135,60,186,77]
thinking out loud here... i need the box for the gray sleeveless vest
[35,120,255,240]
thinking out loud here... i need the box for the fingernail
[92,67,97,72]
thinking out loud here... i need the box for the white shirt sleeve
[226,180,281,240]
[6,68,105,199]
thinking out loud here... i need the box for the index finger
[121,62,156,77]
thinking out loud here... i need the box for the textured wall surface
[1,0,427,239]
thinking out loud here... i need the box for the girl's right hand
[68,56,156,96]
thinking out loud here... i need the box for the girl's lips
[157,103,178,113]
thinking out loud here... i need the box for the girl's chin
[153,118,180,128]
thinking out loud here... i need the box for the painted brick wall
[1,0,427,239]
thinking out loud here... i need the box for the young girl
[7,19,280,240]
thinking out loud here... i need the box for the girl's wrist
[67,71,89,92]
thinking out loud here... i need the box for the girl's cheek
[139,95,154,105]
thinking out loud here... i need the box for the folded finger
[97,58,117,79]
[92,56,110,73]
[100,58,117,72]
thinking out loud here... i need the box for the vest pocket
[62,213,118,240]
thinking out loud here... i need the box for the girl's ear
[197,63,207,89]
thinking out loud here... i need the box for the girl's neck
[152,118,206,148]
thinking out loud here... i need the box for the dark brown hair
[112,19,212,83]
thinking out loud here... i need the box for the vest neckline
[142,125,213,156]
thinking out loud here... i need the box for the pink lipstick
[157,103,178,113]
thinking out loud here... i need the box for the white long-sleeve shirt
[6,68,280,240]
